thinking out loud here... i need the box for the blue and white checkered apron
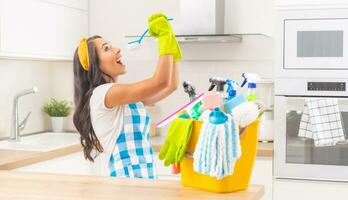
[109,102,157,179]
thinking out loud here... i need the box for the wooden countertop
[0,144,82,170]
[0,170,264,200]
[151,135,273,157]
[256,142,273,157]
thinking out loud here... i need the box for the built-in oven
[274,79,348,181]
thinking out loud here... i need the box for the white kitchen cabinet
[251,157,273,200]
[273,178,348,200]
[276,0,348,9]
[41,0,88,10]
[153,152,181,180]
[0,0,88,60]
[14,152,91,175]
[14,151,180,179]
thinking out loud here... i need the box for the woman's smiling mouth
[116,56,125,67]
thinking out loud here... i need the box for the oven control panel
[307,82,346,91]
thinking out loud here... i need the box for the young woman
[72,13,181,179]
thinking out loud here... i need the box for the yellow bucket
[180,120,259,193]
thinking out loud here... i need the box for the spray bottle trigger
[241,73,247,88]
[208,84,216,91]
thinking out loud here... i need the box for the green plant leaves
[43,98,72,117]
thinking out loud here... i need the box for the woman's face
[93,38,126,81]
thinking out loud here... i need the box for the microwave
[284,18,348,70]
[276,9,348,79]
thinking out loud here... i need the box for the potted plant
[43,98,72,132]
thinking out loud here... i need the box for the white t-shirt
[89,83,125,176]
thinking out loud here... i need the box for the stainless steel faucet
[10,87,39,141]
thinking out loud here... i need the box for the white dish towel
[299,98,345,147]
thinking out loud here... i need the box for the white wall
[89,0,275,134]
[0,60,76,137]
[50,61,76,131]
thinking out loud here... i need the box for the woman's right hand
[148,13,182,62]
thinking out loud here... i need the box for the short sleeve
[90,83,116,111]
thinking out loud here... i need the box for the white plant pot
[50,117,65,132]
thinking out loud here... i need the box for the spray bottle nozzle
[208,77,227,92]
[226,79,238,100]
[182,81,197,100]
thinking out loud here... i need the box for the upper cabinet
[0,0,88,60]
[276,0,348,9]
[41,0,88,10]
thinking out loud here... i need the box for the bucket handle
[239,127,247,138]
[185,152,194,159]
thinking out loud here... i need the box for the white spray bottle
[241,73,260,102]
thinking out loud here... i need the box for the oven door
[284,18,348,70]
[274,96,348,181]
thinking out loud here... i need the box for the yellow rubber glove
[159,118,193,166]
[148,13,182,62]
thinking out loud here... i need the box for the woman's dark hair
[73,35,106,162]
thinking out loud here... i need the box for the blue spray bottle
[223,80,247,113]
[226,79,238,100]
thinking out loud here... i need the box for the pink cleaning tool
[202,93,222,110]
[156,93,205,128]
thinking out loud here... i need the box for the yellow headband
[77,38,90,71]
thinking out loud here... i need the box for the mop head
[198,110,211,121]
[193,111,241,180]
[232,102,259,128]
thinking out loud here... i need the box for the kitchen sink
[0,132,80,152]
